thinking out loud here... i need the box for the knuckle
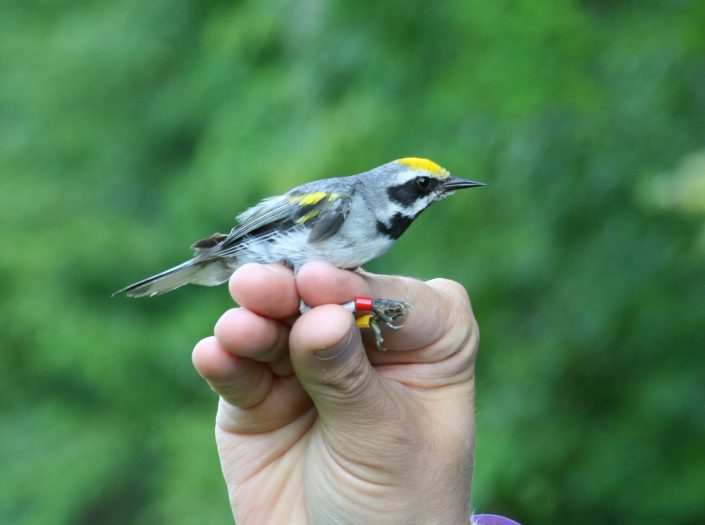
[427,278,470,306]
[316,354,372,400]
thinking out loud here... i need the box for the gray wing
[192,183,355,258]
[227,195,295,242]
[306,196,352,242]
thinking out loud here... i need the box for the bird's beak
[442,175,486,191]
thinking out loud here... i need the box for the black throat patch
[376,212,414,239]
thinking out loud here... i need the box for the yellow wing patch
[397,157,449,178]
[289,192,341,206]
[290,192,327,206]
[295,210,321,224]
[289,192,342,224]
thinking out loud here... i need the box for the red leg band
[354,296,374,311]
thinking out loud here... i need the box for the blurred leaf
[2,1,705,524]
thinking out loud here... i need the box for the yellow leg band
[355,314,373,329]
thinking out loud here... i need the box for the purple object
[472,514,521,525]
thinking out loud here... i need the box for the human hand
[192,261,479,524]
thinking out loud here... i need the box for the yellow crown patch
[397,157,449,177]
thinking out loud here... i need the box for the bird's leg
[298,297,411,352]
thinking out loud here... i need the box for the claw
[371,299,409,329]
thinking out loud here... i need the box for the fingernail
[313,325,354,361]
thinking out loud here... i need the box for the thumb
[289,305,388,427]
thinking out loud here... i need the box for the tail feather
[113,258,233,298]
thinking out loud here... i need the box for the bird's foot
[344,297,411,352]
[299,297,410,351]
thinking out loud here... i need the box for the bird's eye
[415,176,432,191]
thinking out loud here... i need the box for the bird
[114,157,484,349]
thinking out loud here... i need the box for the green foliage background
[2,1,705,523]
